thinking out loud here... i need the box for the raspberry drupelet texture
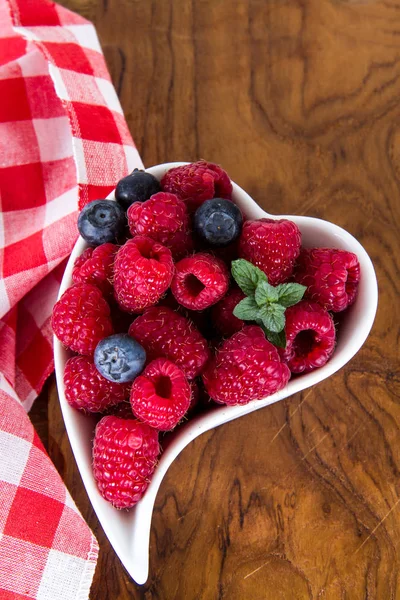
[202,325,290,405]
[114,236,174,313]
[294,248,360,312]
[127,192,193,260]
[279,301,336,374]
[171,253,229,311]
[211,286,246,337]
[72,243,117,296]
[239,218,301,285]
[130,358,191,431]
[64,356,129,413]
[129,306,210,379]
[92,416,160,509]
[52,283,113,356]
[161,161,232,213]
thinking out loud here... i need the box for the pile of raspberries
[52,161,361,509]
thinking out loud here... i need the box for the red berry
[72,243,117,296]
[129,306,210,379]
[161,161,232,213]
[202,326,290,406]
[239,218,301,285]
[52,283,113,356]
[130,358,191,431]
[202,161,233,197]
[211,286,245,337]
[127,192,193,260]
[114,236,174,313]
[64,356,129,413]
[171,253,229,311]
[294,248,360,312]
[279,301,336,374]
[93,416,160,508]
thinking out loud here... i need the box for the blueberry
[194,198,243,247]
[78,200,126,246]
[115,168,161,211]
[94,334,146,383]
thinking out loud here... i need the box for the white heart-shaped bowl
[54,162,378,585]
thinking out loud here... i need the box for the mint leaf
[254,280,280,306]
[259,303,286,333]
[265,329,287,348]
[233,297,260,321]
[231,259,267,297]
[277,282,307,307]
[256,320,287,348]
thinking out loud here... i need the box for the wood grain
[30,0,400,597]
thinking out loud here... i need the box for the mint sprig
[265,329,287,348]
[231,259,267,297]
[233,297,259,320]
[231,259,306,349]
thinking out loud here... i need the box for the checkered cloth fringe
[0,0,143,597]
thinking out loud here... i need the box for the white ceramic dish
[54,162,378,585]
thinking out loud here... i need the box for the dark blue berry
[115,168,161,211]
[94,334,146,383]
[78,200,126,246]
[194,198,243,247]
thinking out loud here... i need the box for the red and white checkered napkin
[0,0,143,597]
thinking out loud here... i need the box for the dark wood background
[31,0,400,598]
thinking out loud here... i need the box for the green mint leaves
[274,282,307,308]
[233,297,259,320]
[231,259,306,349]
[255,280,280,305]
[231,259,267,297]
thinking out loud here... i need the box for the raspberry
[161,161,232,213]
[202,326,290,405]
[64,356,129,413]
[114,236,174,313]
[294,248,360,312]
[239,218,301,285]
[127,192,193,260]
[52,283,113,356]
[279,301,336,373]
[72,243,117,296]
[171,253,229,310]
[129,306,210,379]
[130,358,191,431]
[93,416,160,508]
[157,292,209,334]
[211,286,246,337]
[203,161,233,197]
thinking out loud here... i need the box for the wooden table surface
[31,0,400,598]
